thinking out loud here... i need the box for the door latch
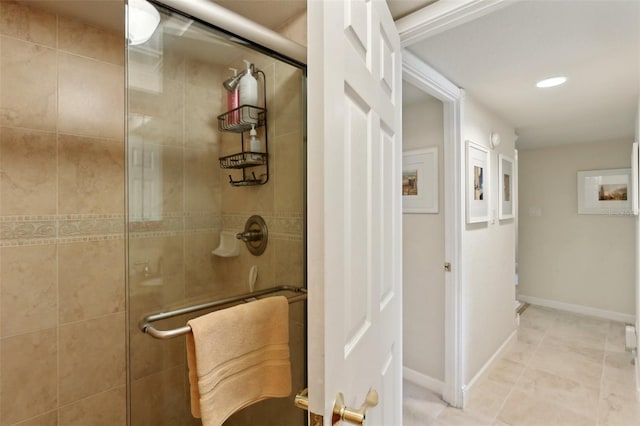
[332,388,378,425]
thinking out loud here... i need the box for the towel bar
[139,285,307,340]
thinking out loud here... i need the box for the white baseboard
[462,329,517,408]
[403,366,445,396]
[518,295,635,323]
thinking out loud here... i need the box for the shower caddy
[217,66,269,186]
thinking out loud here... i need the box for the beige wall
[0,1,126,425]
[518,140,635,316]
[462,95,517,384]
[402,93,445,382]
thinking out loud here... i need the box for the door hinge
[444,262,452,272]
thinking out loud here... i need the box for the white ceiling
[408,0,640,149]
[387,0,438,20]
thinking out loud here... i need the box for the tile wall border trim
[1,211,303,244]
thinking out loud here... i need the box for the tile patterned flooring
[403,305,640,425]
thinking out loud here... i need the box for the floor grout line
[595,328,608,426]
[491,319,549,424]
[403,307,631,426]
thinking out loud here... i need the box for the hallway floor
[403,305,640,425]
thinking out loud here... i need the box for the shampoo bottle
[226,68,239,125]
[248,124,262,162]
[238,60,258,124]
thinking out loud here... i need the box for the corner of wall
[461,329,517,408]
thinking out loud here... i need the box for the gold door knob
[294,388,309,411]
[332,388,378,425]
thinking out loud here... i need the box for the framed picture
[402,147,438,213]
[498,154,515,220]
[577,168,632,215]
[466,140,490,223]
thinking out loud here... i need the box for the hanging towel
[186,296,292,426]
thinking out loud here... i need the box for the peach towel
[186,296,292,426]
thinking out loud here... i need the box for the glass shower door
[126,3,306,425]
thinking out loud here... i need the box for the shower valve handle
[236,230,262,242]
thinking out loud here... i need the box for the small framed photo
[402,147,438,214]
[577,168,632,215]
[498,154,515,220]
[466,140,490,223]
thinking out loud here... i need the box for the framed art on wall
[577,168,632,215]
[402,147,438,213]
[466,140,490,223]
[498,154,515,220]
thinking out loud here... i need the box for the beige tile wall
[0,2,126,426]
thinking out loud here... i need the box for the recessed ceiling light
[536,76,567,88]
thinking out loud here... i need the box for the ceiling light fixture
[127,0,161,46]
[536,76,567,88]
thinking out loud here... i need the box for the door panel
[345,0,370,62]
[308,0,402,424]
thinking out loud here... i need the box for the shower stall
[126,3,307,425]
[0,0,304,424]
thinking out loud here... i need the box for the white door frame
[402,50,464,408]
[395,0,510,46]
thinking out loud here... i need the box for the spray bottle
[248,124,262,162]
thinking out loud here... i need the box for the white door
[307,0,403,424]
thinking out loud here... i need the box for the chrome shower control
[237,215,268,255]
[236,230,262,242]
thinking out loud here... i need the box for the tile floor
[403,305,640,425]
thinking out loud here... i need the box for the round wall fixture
[128,0,161,46]
[490,132,501,149]
[236,215,268,256]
